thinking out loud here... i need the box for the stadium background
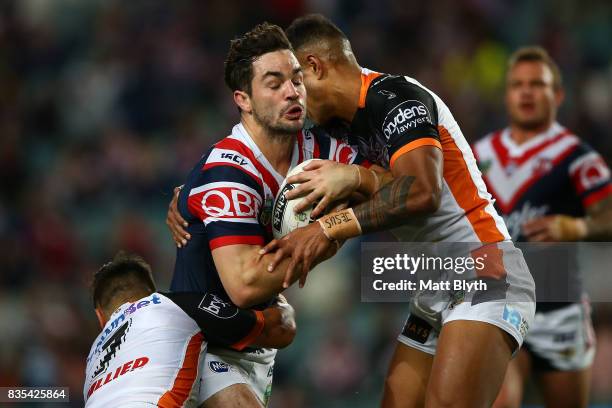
[1,0,611,406]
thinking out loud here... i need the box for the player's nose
[284,81,300,100]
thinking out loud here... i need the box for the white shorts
[398,242,536,355]
[198,347,276,407]
[524,301,596,371]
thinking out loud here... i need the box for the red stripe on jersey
[583,184,612,208]
[313,134,320,158]
[202,162,263,188]
[216,138,280,197]
[490,131,508,167]
[487,143,579,213]
[209,235,265,250]
[297,131,304,163]
[157,332,204,408]
[491,129,572,168]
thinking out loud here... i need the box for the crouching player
[84,252,295,407]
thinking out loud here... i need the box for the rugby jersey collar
[231,122,299,183]
[500,121,565,157]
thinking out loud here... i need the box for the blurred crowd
[0,0,611,406]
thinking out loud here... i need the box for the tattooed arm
[354,147,442,233]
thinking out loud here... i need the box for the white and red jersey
[473,122,612,241]
[170,123,368,295]
[349,69,509,243]
[84,292,263,407]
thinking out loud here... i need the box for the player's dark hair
[92,252,156,313]
[508,46,563,90]
[285,14,347,52]
[224,22,293,94]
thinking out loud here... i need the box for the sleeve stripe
[202,162,262,188]
[209,235,266,250]
[389,137,442,168]
[203,217,259,225]
[230,310,265,351]
[584,183,612,208]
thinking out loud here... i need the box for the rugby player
[167,23,379,407]
[259,14,536,408]
[472,46,612,408]
[84,252,296,407]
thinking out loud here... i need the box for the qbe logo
[198,293,239,319]
[193,182,261,220]
[382,100,432,139]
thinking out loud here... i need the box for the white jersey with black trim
[351,69,510,243]
[84,293,205,408]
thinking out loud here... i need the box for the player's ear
[234,90,252,113]
[306,54,325,80]
[554,87,565,107]
[95,307,107,329]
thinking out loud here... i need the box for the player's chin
[515,115,546,130]
[278,117,305,132]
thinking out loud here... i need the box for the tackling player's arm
[212,241,336,307]
[164,292,296,349]
[284,161,392,218]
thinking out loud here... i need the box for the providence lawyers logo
[382,100,432,139]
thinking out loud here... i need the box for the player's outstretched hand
[166,186,191,248]
[260,222,337,288]
[284,160,359,219]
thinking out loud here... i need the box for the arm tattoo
[353,175,415,234]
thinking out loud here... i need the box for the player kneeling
[84,252,295,407]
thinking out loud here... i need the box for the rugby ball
[272,159,320,239]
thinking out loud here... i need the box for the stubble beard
[252,106,302,141]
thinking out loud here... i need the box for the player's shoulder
[367,73,437,108]
[192,134,263,186]
[364,73,439,130]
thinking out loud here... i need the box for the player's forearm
[317,175,440,241]
[233,254,299,308]
[352,166,393,197]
